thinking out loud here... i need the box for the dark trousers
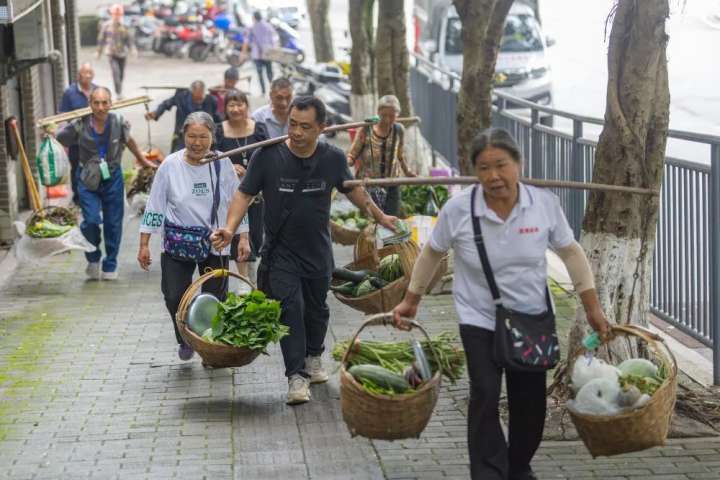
[109,55,126,96]
[160,253,229,344]
[459,324,547,480]
[265,267,330,378]
[254,59,273,94]
[384,186,400,216]
[78,167,124,272]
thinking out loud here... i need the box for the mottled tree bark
[568,0,670,360]
[349,0,376,119]
[453,0,514,175]
[306,0,335,63]
[376,0,412,116]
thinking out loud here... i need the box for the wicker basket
[176,269,261,368]
[568,324,678,457]
[340,313,441,440]
[333,241,419,314]
[330,220,362,246]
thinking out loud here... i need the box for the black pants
[254,59,273,94]
[160,253,229,344]
[263,267,330,378]
[109,55,126,96]
[384,186,400,216]
[459,324,547,480]
[231,201,264,262]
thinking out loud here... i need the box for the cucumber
[330,281,358,296]
[348,364,411,393]
[332,268,381,284]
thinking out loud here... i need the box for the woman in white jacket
[138,112,249,361]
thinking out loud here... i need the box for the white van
[418,1,553,107]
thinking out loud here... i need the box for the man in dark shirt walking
[59,63,96,204]
[212,96,397,405]
[145,80,220,152]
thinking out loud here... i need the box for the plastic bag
[571,355,622,393]
[36,136,69,186]
[13,221,96,264]
[568,377,621,416]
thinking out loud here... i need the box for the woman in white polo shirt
[393,128,609,480]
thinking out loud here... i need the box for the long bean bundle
[332,331,465,382]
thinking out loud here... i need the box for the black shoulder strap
[470,185,502,303]
[263,143,321,259]
[209,160,222,228]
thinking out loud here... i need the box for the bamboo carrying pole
[201,117,381,164]
[343,176,658,196]
[9,119,43,213]
[36,96,152,127]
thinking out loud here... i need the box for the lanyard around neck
[91,117,109,161]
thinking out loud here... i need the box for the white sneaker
[102,270,119,281]
[286,374,311,405]
[85,262,101,280]
[305,355,329,384]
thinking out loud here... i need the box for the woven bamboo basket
[28,205,78,227]
[333,241,419,314]
[340,313,441,440]
[568,324,678,457]
[176,269,262,368]
[354,228,448,293]
[330,220,362,246]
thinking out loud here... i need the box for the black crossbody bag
[470,185,560,372]
[256,145,321,295]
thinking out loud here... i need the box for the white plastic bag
[36,136,69,186]
[571,355,622,393]
[13,221,96,264]
[568,377,621,416]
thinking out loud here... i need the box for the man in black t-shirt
[212,96,397,405]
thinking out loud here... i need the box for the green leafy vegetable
[26,220,73,238]
[378,254,403,282]
[205,291,288,353]
[400,185,449,218]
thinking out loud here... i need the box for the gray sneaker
[305,355,329,384]
[85,262,101,280]
[101,270,119,281]
[287,374,310,405]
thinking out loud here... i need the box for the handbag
[470,185,560,372]
[163,161,221,263]
[257,145,321,295]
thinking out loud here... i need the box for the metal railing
[409,55,720,385]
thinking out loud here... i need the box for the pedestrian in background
[210,67,241,120]
[214,90,268,281]
[56,87,153,281]
[393,128,610,480]
[347,94,416,216]
[251,77,293,138]
[96,4,135,99]
[145,80,220,152]
[59,63,96,205]
[211,96,398,405]
[138,112,249,361]
[245,11,277,95]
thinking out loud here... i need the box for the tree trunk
[454,0,514,175]
[568,0,670,359]
[349,0,376,120]
[306,0,335,63]
[375,0,412,116]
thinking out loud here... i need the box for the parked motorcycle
[270,18,305,64]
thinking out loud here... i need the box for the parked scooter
[270,18,305,63]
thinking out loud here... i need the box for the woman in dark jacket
[214,90,268,281]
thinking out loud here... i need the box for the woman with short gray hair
[347,94,416,216]
[138,111,249,361]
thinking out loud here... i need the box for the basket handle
[570,323,678,378]
[340,312,442,375]
[176,268,256,331]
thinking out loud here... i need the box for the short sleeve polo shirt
[430,183,575,331]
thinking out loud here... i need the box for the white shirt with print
[139,149,248,256]
[430,183,575,331]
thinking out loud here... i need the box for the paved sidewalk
[1,219,719,480]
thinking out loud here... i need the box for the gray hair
[377,94,401,114]
[182,111,216,140]
[190,80,205,91]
